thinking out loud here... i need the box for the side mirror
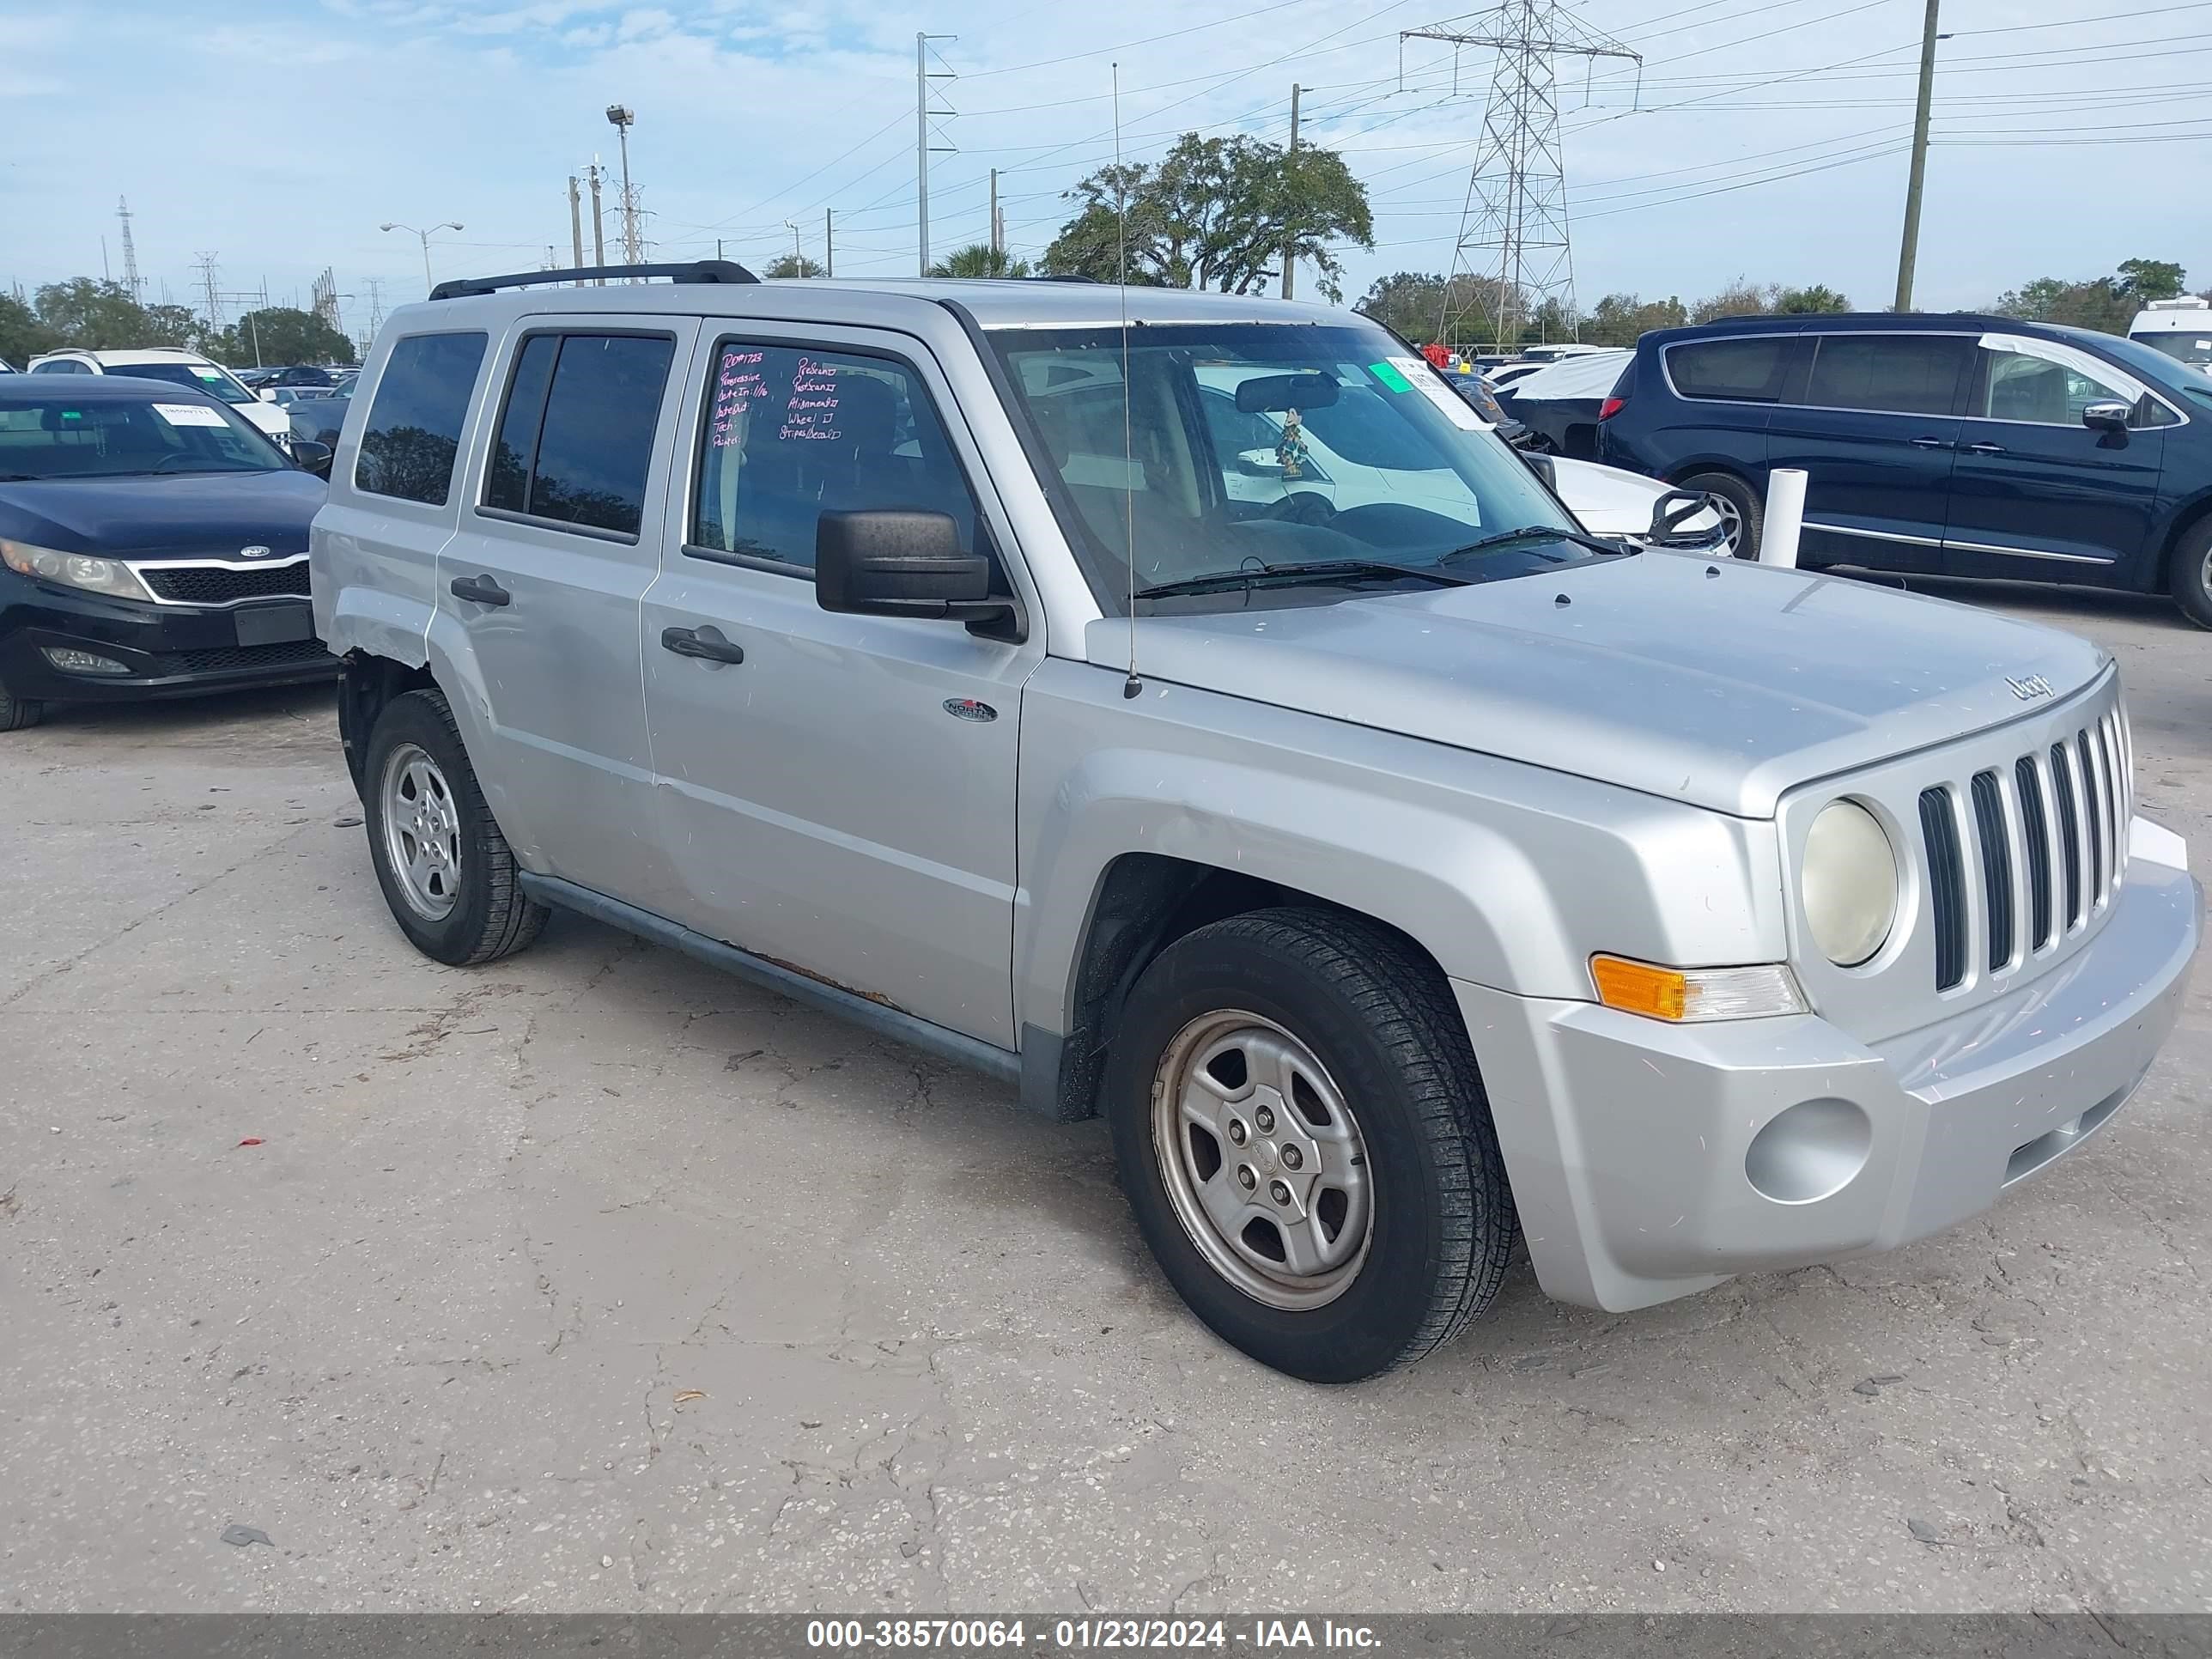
[289,439,333,477]
[1647,487,1718,548]
[816,510,1015,629]
[2081,400,2130,434]
[258,387,279,402]
[1237,451,1287,477]
[1520,450,1557,489]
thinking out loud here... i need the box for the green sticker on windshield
[1370,360,1413,393]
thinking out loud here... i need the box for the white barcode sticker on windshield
[152,402,228,428]
[1386,356,1482,430]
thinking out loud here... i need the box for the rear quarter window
[355,331,489,507]
[1664,337,1791,404]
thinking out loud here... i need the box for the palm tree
[927,243,1032,279]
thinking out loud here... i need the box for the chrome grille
[1917,699,2130,993]
[137,558,311,606]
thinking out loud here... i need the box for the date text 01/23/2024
[802,1619,1384,1651]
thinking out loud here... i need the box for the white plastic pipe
[1761,468,1808,568]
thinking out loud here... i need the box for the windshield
[2128,330,2212,371]
[0,392,289,479]
[989,323,1586,612]
[106,361,257,404]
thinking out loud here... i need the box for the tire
[1679,470,1762,561]
[1106,908,1515,1383]
[0,681,43,733]
[362,688,548,966]
[2168,518,2212,630]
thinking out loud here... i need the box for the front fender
[1013,659,1788,1040]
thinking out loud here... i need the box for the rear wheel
[1106,908,1515,1382]
[2168,518,2212,630]
[0,681,44,733]
[1679,471,1762,560]
[362,689,547,965]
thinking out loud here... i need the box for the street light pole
[605,105,641,273]
[380,221,464,297]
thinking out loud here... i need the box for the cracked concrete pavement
[1,577,2207,1613]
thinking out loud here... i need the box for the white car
[2127,295,2212,370]
[1194,364,1724,551]
[24,348,291,446]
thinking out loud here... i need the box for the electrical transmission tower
[117,198,143,302]
[311,267,341,331]
[195,252,224,331]
[1405,5,1639,349]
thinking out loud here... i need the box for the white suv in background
[25,349,292,446]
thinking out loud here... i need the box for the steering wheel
[1260,490,1336,527]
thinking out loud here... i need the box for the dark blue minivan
[1595,312,2212,627]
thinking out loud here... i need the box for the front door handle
[660,624,746,665]
[1910,436,1952,450]
[1962,441,2006,455]
[449,574,511,607]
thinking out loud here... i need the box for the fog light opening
[1744,1097,1873,1205]
[40,646,133,677]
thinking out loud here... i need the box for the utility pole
[1893,0,1942,311]
[915,32,958,275]
[196,251,223,331]
[1406,6,1640,349]
[786,220,804,271]
[568,175,586,284]
[825,209,835,276]
[605,106,643,274]
[117,197,143,302]
[989,168,1001,258]
[587,164,607,284]
[1281,86,1302,300]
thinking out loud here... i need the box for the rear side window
[1665,337,1790,404]
[483,332,673,537]
[355,331,487,506]
[1803,334,1972,416]
[689,341,979,573]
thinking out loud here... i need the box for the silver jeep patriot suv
[313,261,2200,1382]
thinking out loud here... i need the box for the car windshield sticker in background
[152,403,228,427]
[783,356,841,442]
[1387,356,1483,431]
[709,349,768,448]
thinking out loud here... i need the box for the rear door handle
[660,624,745,665]
[449,574,511,607]
[1962,441,2006,455]
[1910,436,1953,450]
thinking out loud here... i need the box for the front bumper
[1460,832,2200,1311]
[0,588,337,703]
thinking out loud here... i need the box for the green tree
[213,307,352,367]
[1993,258,2186,335]
[2118,258,2185,302]
[0,292,57,365]
[1690,279,1770,325]
[763,252,825,279]
[1045,131,1373,302]
[1771,283,1851,314]
[31,278,173,349]
[927,243,1033,278]
[1582,292,1689,347]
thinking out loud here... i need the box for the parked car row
[1592,311,2212,627]
[27,348,295,446]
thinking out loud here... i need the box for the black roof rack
[428,259,760,301]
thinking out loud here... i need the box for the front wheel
[1678,471,1762,561]
[1106,908,1515,1382]
[0,681,43,733]
[362,689,548,965]
[2169,519,2212,630]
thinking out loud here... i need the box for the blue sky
[4,0,2205,344]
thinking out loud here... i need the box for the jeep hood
[1085,553,2112,817]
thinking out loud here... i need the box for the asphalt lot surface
[2,574,2208,1614]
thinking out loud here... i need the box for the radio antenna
[1115,60,1141,700]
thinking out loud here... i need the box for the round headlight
[1802,800,1899,967]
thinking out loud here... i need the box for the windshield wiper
[1445,524,1630,561]
[1135,558,1469,601]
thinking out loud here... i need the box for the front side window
[690,341,979,571]
[1980,347,2136,426]
[483,332,673,537]
[0,394,284,480]
[1803,334,1971,416]
[989,322,1585,612]
[355,331,488,507]
[1666,337,1791,403]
